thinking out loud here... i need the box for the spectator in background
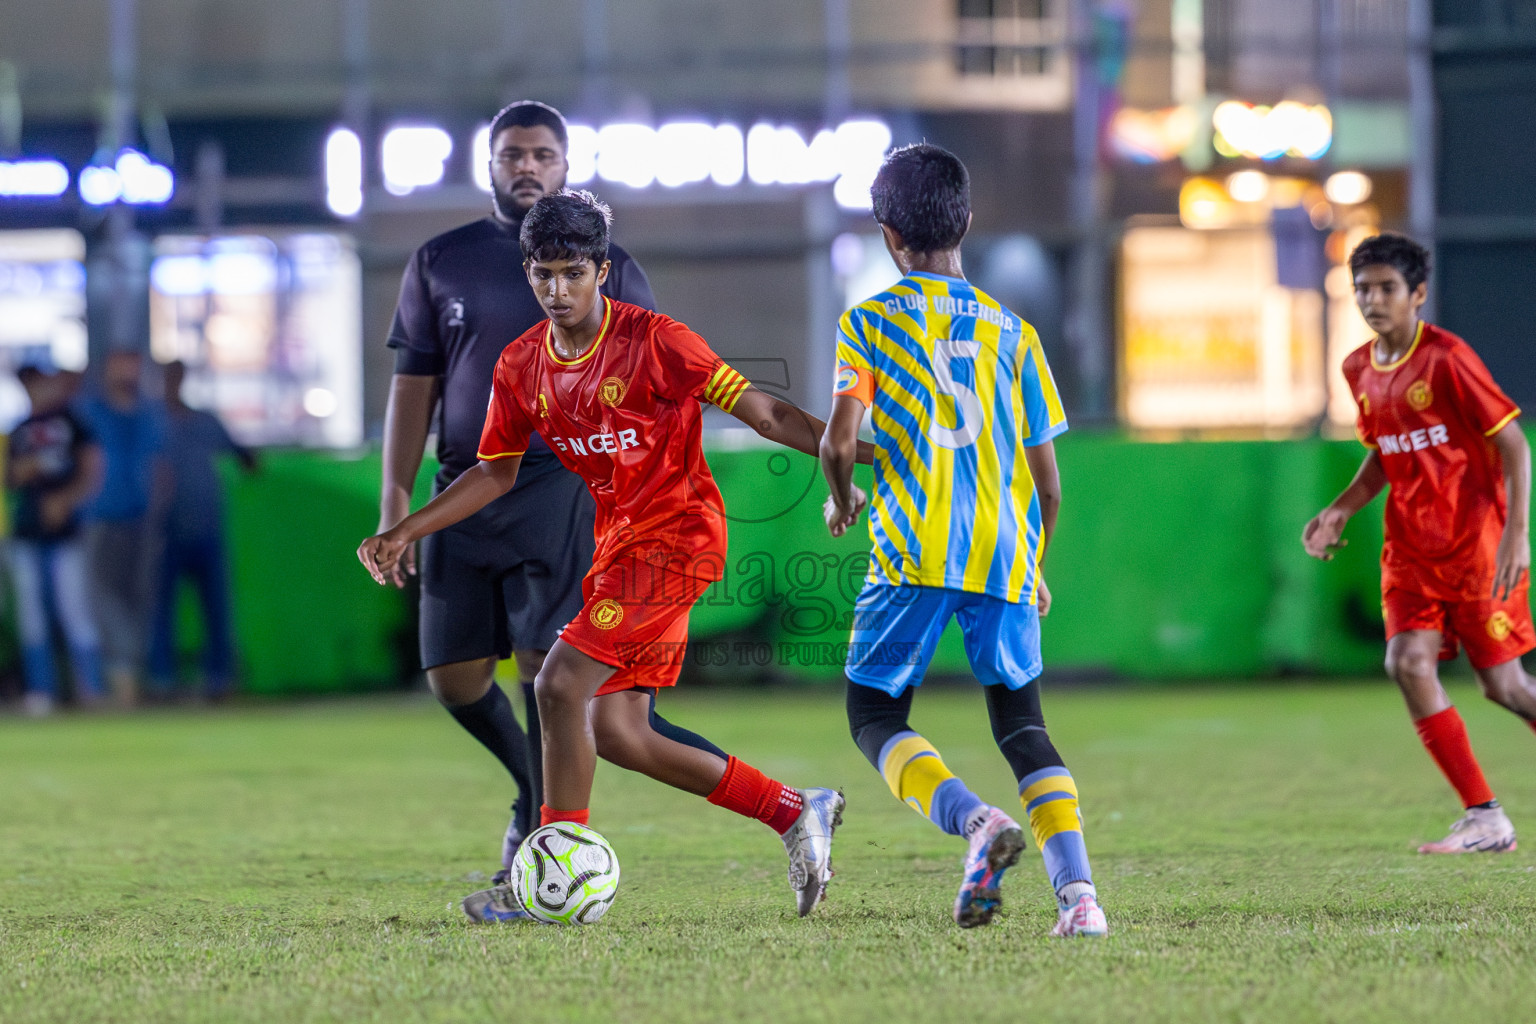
[81,349,167,707]
[147,360,255,701]
[7,366,106,715]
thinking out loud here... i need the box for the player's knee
[427,671,490,708]
[1385,648,1435,686]
[533,663,583,710]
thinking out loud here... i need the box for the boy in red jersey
[360,190,866,916]
[1304,232,1536,853]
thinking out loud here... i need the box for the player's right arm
[359,454,521,585]
[377,373,440,587]
[1302,451,1387,561]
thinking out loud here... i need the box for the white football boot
[782,788,845,917]
[1050,893,1109,937]
[1418,805,1517,854]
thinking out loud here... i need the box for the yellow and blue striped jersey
[833,271,1067,603]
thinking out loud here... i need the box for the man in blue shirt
[147,360,256,701]
[81,349,167,706]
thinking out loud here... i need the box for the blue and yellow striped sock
[878,730,987,837]
[1018,766,1094,902]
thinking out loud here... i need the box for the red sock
[1414,707,1496,808]
[540,804,590,827]
[706,756,805,834]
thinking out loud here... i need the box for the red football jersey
[1343,322,1522,600]
[477,298,751,580]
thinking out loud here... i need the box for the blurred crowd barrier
[193,432,1399,695]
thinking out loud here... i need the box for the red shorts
[558,549,714,696]
[1382,582,1535,670]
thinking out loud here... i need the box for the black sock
[445,683,533,835]
[520,681,543,838]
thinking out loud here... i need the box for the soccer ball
[510,822,621,925]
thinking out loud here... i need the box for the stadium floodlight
[596,123,658,189]
[709,124,745,186]
[472,124,492,192]
[381,125,453,196]
[655,122,715,188]
[1324,170,1372,206]
[325,128,364,217]
[747,124,821,185]
[303,386,339,418]
[115,150,174,205]
[1212,100,1331,161]
[150,254,208,297]
[208,251,277,295]
[79,165,123,206]
[567,125,599,185]
[830,118,892,211]
[1224,169,1269,203]
[0,159,70,198]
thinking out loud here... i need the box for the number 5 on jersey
[930,338,983,450]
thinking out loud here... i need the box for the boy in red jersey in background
[360,189,869,916]
[1304,232,1536,853]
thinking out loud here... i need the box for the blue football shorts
[844,582,1043,696]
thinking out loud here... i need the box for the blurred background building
[13,0,1522,438]
[2,0,1534,689]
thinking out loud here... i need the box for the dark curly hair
[519,189,611,265]
[870,143,970,253]
[1348,232,1430,290]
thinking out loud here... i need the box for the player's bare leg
[590,690,728,794]
[1473,656,1536,721]
[1384,630,1452,718]
[1386,630,1516,852]
[533,640,617,818]
[569,676,841,916]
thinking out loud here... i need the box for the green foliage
[3,683,1535,1023]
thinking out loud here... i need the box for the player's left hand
[1492,528,1530,602]
[358,528,412,586]
[824,486,867,538]
[1037,576,1052,617]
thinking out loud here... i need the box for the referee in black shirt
[379,101,655,917]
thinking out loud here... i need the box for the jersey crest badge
[447,298,465,327]
[1487,611,1514,641]
[590,599,624,629]
[1406,380,1433,411]
[599,377,628,407]
[538,393,549,418]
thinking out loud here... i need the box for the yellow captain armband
[704,363,751,413]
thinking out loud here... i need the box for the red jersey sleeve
[654,319,751,412]
[1442,339,1520,437]
[477,355,533,461]
[1341,348,1376,449]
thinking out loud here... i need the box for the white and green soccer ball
[511,823,621,925]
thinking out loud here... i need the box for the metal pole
[1407,0,1436,323]
[824,0,852,124]
[1067,0,1110,421]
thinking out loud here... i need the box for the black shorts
[417,463,594,670]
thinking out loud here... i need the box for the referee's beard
[492,178,548,224]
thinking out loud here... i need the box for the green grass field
[4,680,1536,1024]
